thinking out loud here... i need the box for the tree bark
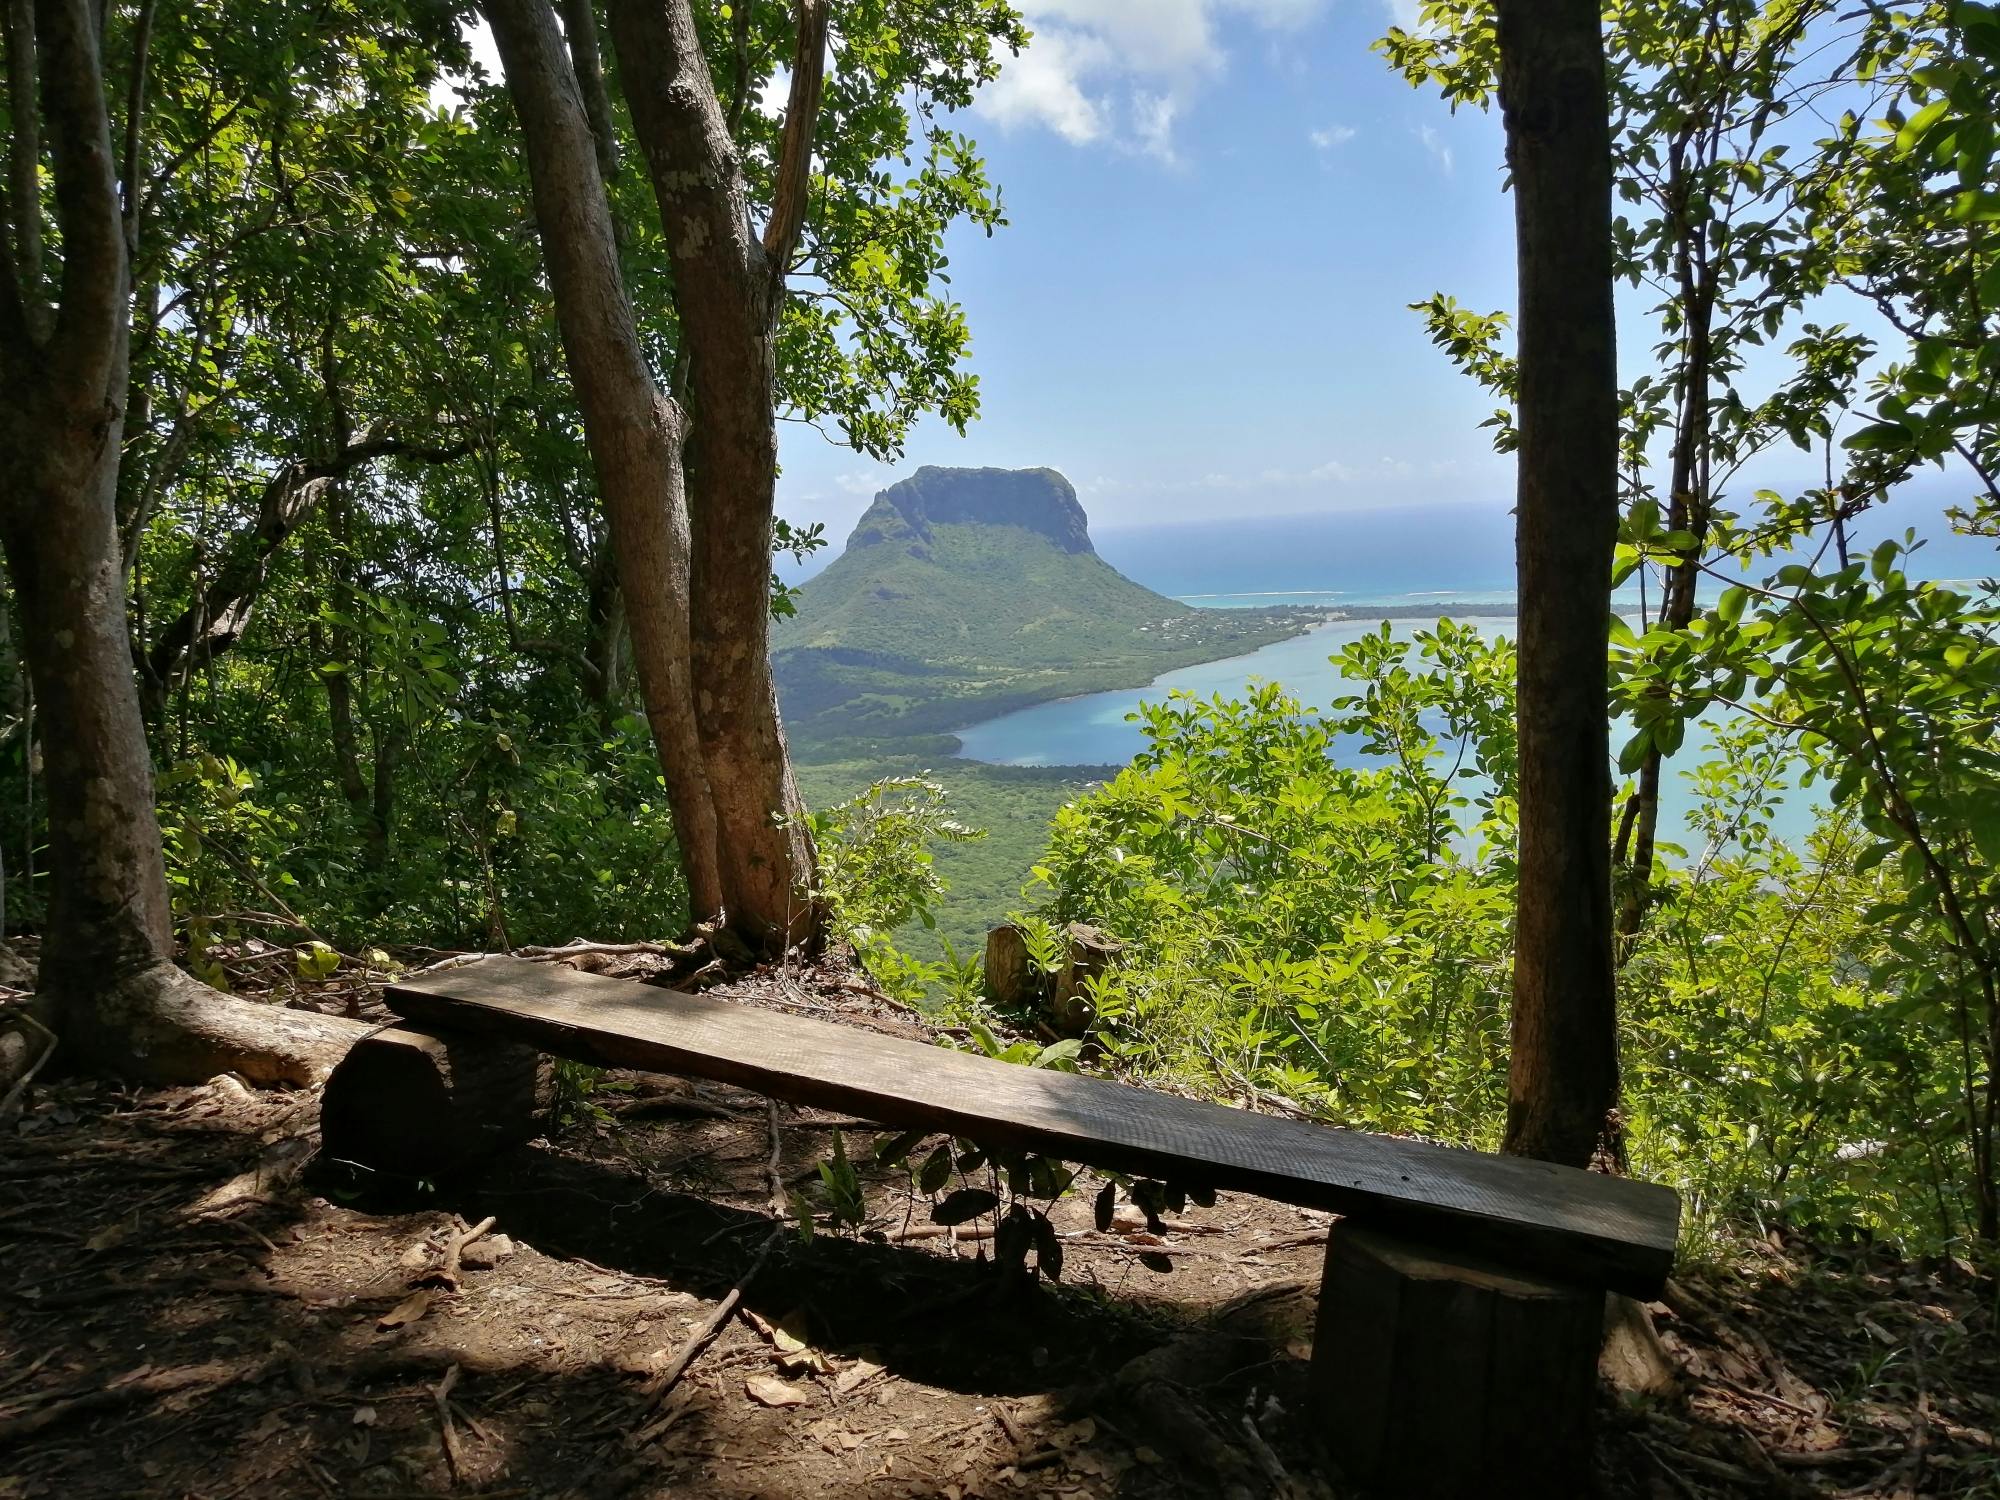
[483,0,724,925]
[609,0,824,954]
[0,0,365,1085]
[1494,0,1623,1168]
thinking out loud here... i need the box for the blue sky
[464,6,1978,562]
[777,0,1527,538]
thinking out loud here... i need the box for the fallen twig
[434,1363,464,1483]
[418,1216,498,1292]
[0,1350,56,1399]
[764,1100,786,1218]
[632,1227,786,1429]
[1635,1434,1764,1487]
[877,1222,997,1244]
[0,1012,59,1122]
[1239,1412,1301,1497]
[0,1361,254,1443]
[517,939,697,960]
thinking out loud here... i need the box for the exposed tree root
[61,961,368,1087]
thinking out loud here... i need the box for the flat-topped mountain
[774,466,1322,748]
[849,466,1095,556]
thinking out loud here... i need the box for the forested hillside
[774,466,1320,745]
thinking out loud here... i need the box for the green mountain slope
[775,466,1320,749]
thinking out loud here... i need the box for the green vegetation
[3,0,1996,1282]
[813,1,2000,1262]
[795,756,1097,960]
[1016,623,1987,1257]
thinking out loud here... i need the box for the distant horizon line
[1091,498,1511,531]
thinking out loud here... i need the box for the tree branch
[37,0,124,404]
[557,0,619,180]
[3,0,41,343]
[760,0,826,280]
[117,0,154,257]
[146,426,469,684]
[724,0,753,139]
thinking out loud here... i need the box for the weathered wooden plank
[386,956,1678,1295]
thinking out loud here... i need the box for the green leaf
[1618,728,1652,775]
[918,1144,954,1195]
[873,1128,927,1165]
[1094,1179,1117,1232]
[931,1188,999,1226]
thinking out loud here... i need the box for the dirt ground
[1,952,1996,1499]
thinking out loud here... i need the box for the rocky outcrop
[849,466,1095,556]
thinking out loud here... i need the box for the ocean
[946,495,1997,850]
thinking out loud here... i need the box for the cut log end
[1311,1224,1606,1498]
[320,1025,552,1183]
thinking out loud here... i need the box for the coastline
[938,603,1523,763]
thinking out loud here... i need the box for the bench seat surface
[388,956,1678,1296]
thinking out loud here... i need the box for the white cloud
[978,0,1330,163]
[1131,93,1182,164]
[834,468,895,496]
[1382,0,1424,29]
[979,25,1110,143]
[1309,124,1357,150]
[1417,122,1454,174]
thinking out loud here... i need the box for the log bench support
[320,1025,550,1184]
[1311,1223,1605,1497]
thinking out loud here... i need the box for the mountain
[774,466,1322,749]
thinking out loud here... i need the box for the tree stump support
[1311,1222,1605,1497]
[320,1026,551,1184]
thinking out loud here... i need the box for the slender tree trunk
[483,0,724,925]
[1495,0,1623,1169]
[610,0,824,954]
[1616,135,1718,937]
[0,0,360,1085]
[582,539,625,716]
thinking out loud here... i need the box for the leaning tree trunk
[1494,0,1623,1169]
[483,0,725,925]
[610,0,824,955]
[0,0,361,1088]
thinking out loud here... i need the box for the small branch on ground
[878,1222,997,1245]
[764,1099,786,1217]
[0,1011,57,1120]
[0,1361,257,1444]
[434,1362,464,1482]
[517,939,699,960]
[418,1215,498,1292]
[631,1227,786,1434]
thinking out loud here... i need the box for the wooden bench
[321,955,1678,1495]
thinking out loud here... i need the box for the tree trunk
[0,0,364,1086]
[1494,0,1623,1168]
[582,538,625,717]
[1616,129,1719,937]
[483,0,724,926]
[609,0,824,955]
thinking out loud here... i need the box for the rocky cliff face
[848,466,1095,557]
